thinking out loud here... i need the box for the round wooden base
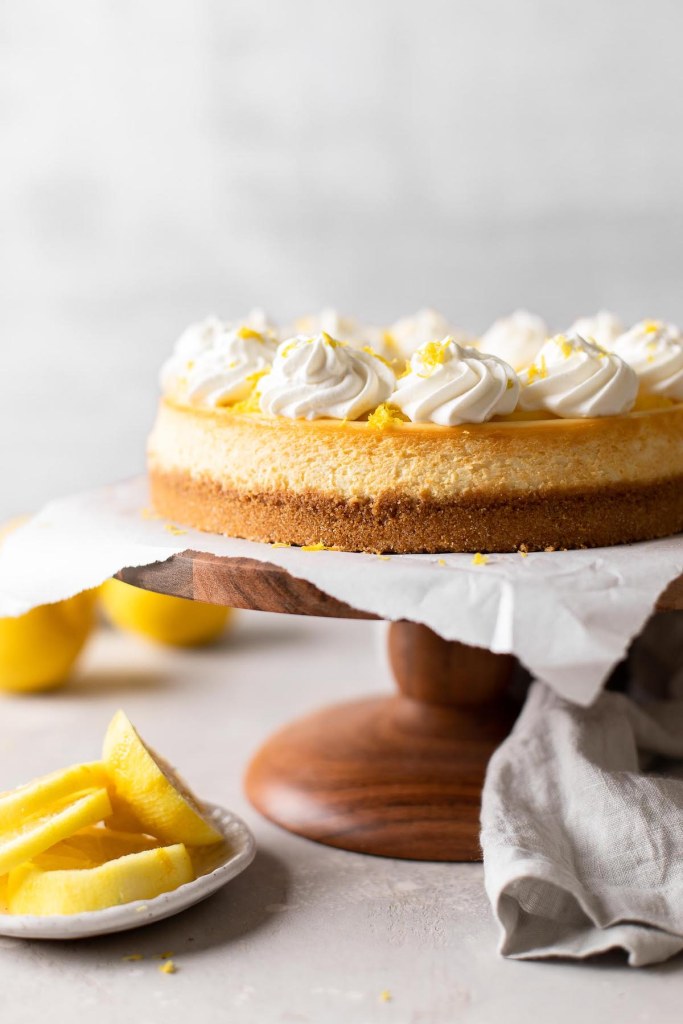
[245,692,517,861]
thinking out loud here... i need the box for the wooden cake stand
[118,552,683,863]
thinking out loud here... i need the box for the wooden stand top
[117,548,683,618]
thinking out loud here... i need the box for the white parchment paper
[0,477,680,706]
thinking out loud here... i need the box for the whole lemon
[100,578,230,646]
[0,590,96,694]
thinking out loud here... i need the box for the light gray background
[3,0,683,516]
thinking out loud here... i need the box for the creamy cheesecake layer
[147,398,683,552]
[149,398,683,502]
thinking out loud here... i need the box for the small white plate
[0,803,256,940]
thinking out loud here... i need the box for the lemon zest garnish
[362,345,392,368]
[123,954,144,962]
[156,951,174,960]
[472,552,488,566]
[397,360,412,379]
[643,320,662,334]
[237,325,264,341]
[271,541,291,548]
[367,403,409,430]
[437,558,446,567]
[415,339,450,377]
[518,543,529,558]
[227,369,270,415]
[164,524,186,536]
[382,330,398,353]
[301,542,326,552]
[321,331,341,348]
[376,554,391,561]
[159,960,176,975]
[526,355,548,383]
[557,336,574,359]
[379,990,392,1003]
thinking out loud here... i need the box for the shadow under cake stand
[117,552,683,863]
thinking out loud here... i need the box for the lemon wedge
[103,711,221,846]
[0,762,106,830]
[32,826,160,871]
[7,843,193,915]
[0,787,112,876]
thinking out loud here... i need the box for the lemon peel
[7,843,193,916]
[0,787,112,876]
[103,711,222,846]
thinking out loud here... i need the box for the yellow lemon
[7,843,193,915]
[103,710,222,846]
[0,591,96,694]
[0,762,107,830]
[32,826,160,871]
[99,578,229,647]
[0,787,112,876]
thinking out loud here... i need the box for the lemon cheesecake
[148,311,683,553]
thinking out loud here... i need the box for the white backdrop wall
[2,0,683,517]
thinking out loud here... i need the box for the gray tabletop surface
[0,610,680,1023]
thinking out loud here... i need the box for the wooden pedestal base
[245,622,517,861]
[118,550,682,862]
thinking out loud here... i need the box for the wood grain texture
[246,624,518,861]
[117,551,377,619]
[115,549,683,614]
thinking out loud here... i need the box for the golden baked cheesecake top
[157,307,683,426]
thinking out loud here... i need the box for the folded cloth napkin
[481,675,683,967]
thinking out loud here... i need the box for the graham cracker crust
[149,468,683,554]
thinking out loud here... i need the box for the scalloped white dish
[0,803,255,940]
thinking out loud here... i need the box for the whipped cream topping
[391,338,519,426]
[568,310,623,349]
[161,315,278,406]
[479,310,547,372]
[388,309,470,359]
[518,334,638,418]
[613,320,683,401]
[258,333,395,420]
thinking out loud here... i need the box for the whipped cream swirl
[613,320,683,401]
[568,310,623,349]
[479,310,547,371]
[161,315,278,406]
[258,333,395,420]
[391,338,519,425]
[518,334,638,418]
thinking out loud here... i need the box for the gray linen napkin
[481,668,683,966]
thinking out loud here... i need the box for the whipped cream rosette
[391,337,519,425]
[161,316,279,407]
[258,333,395,420]
[613,320,683,401]
[518,334,638,418]
[479,310,547,372]
[568,310,623,349]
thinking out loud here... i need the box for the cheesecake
[148,311,683,553]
